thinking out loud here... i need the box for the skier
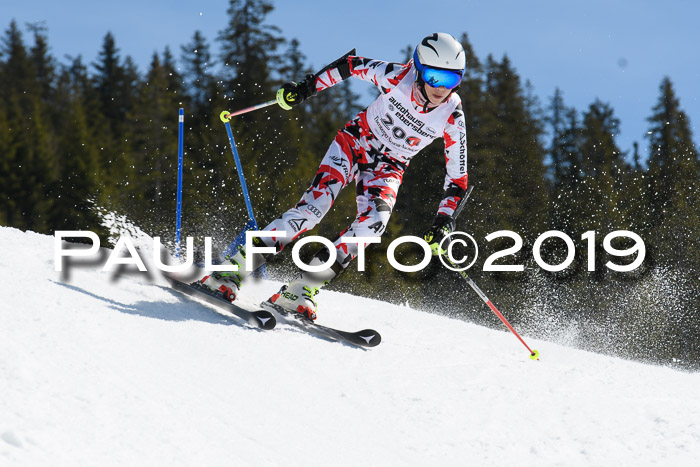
[199,32,468,321]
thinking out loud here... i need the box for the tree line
[1,0,698,368]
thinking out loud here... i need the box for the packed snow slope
[1,225,699,467]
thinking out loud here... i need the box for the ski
[260,301,381,348]
[166,276,276,330]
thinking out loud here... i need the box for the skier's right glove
[276,74,317,110]
[424,214,455,256]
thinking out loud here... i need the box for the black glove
[276,74,317,110]
[424,214,455,256]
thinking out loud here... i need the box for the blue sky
[2,0,699,161]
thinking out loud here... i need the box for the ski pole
[444,255,539,360]
[445,185,539,360]
[218,110,267,278]
[220,99,277,120]
[220,111,257,222]
[452,185,473,221]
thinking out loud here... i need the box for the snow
[1,225,699,466]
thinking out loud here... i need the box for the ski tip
[529,349,540,361]
[357,330,381,347]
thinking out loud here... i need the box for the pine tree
[93,32,128,132]
[129,50,183,210]
[92,33,142,212]
[548,99,584,233]
[572,99,628,233]
[580,100,626,178]
[181,31,214,113]
[280,38,306,82]
[645,77,700,269]
[476,55,548,240]
[179,30,224,172]
[65,54,112,198]
[0,21,55,232]
[217,0,283,107]
[26,22,55,104]
[66,55,109,136]
[644,76,700,367]
[0,102,11,226]
[49,63,104,233]
[546,88,569,183]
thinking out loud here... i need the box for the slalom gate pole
[175,108,184,257]
[219,110,267,277]
[446,185,539,360]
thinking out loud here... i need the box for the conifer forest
[1,1,698,368]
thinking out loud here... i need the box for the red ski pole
[442,186,539,360]
[220,99,278,121]
[448,259,539,360]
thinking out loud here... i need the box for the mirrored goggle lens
[421,67,462,89]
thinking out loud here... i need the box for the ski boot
[199,246,262,302]
[266,254,338,322]
[268,280,320,321]
[200,268,242,302]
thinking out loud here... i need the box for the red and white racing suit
[260,56,468,271]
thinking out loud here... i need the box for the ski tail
[166,275,276,330]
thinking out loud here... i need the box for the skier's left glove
[424,214,455,256]
[276,74,317,110]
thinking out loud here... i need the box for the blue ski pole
[221,111,256,223]
[219,110,267,277]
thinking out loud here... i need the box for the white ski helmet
[413,33,466,89]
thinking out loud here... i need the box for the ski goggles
[419,66,463,89]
